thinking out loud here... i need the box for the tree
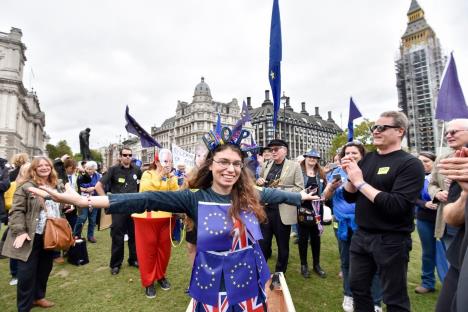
[329,119,377,156]
[46,140,73,160]
[74,149,102,163]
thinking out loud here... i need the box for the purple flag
[435,53,468,121]
[231,101,252,141]
[347,97,362,142]
[124,106,161,148]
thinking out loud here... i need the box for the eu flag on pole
[124,106,161,148]
[347,97,362,142]
[435,52,468,121]
[269,0,282,128]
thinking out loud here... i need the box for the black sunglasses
[121,153,132,157]
[370,124,400,133]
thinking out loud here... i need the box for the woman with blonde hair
[2,156,62,311]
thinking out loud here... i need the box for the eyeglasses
[270,147,284,152]
[444,129,468,137]
[121,154,132,157]
[370,125,400,133]
[212,159,244,169]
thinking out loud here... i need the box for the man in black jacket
[95,147,142,275]
[342,111,424,312]
[0,157,11,228]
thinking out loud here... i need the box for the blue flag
[435,52,468,121]
[124,106,161,148]
[215,112,222,135]
[269,0,282,128]
[347,97,362,142]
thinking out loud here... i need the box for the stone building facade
[396,0,446,153]
[249,91,341,161]
[152,77,242,154]
[0,27,47,160]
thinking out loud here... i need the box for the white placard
[172,144,195,170]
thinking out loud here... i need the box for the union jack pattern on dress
[191,219,267,312]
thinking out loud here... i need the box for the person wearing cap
[256,139,304,285]
[260,147,272,163]
[297,148,327,279]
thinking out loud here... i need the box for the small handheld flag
[347,97,362,142]
[435,52,468,121]
[124,106,161,148]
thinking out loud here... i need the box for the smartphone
[306,186,318,194]
[332,174,341,182]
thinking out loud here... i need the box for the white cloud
[1,0,466,151]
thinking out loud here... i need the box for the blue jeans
[416,219,437,289]
[73,208,98,238]
[335,227,382,305]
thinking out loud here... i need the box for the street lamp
[280,92,288,140]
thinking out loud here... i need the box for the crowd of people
[1,110,468,311]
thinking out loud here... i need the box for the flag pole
[439,122,445,154]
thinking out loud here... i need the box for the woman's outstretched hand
[28,184,85,207]
[300,189,321,201]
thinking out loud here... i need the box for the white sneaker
[124,234,129,241]
[290,232,297,237]
[342,296,354,312]
[9,278,18,286]
[374,306,382,312]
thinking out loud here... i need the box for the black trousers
[110,214,137,268]
[297,222,321,267]
[17,234,54,312]
[259,206,291,273]
[349,229,411,312]
[435,265,459,312]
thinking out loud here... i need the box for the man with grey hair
[341,111,424,311]
[429,119,468,249]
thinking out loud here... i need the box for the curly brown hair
[188,144,266,224]
[28,156,58,187]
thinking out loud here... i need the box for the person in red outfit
[132,149,178,298]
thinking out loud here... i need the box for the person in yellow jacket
[132,149,178,299]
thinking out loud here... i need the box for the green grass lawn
[0,225,439,311]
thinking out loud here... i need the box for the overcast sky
[1,0,467,152]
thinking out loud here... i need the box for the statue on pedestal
[79,128,91,160]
